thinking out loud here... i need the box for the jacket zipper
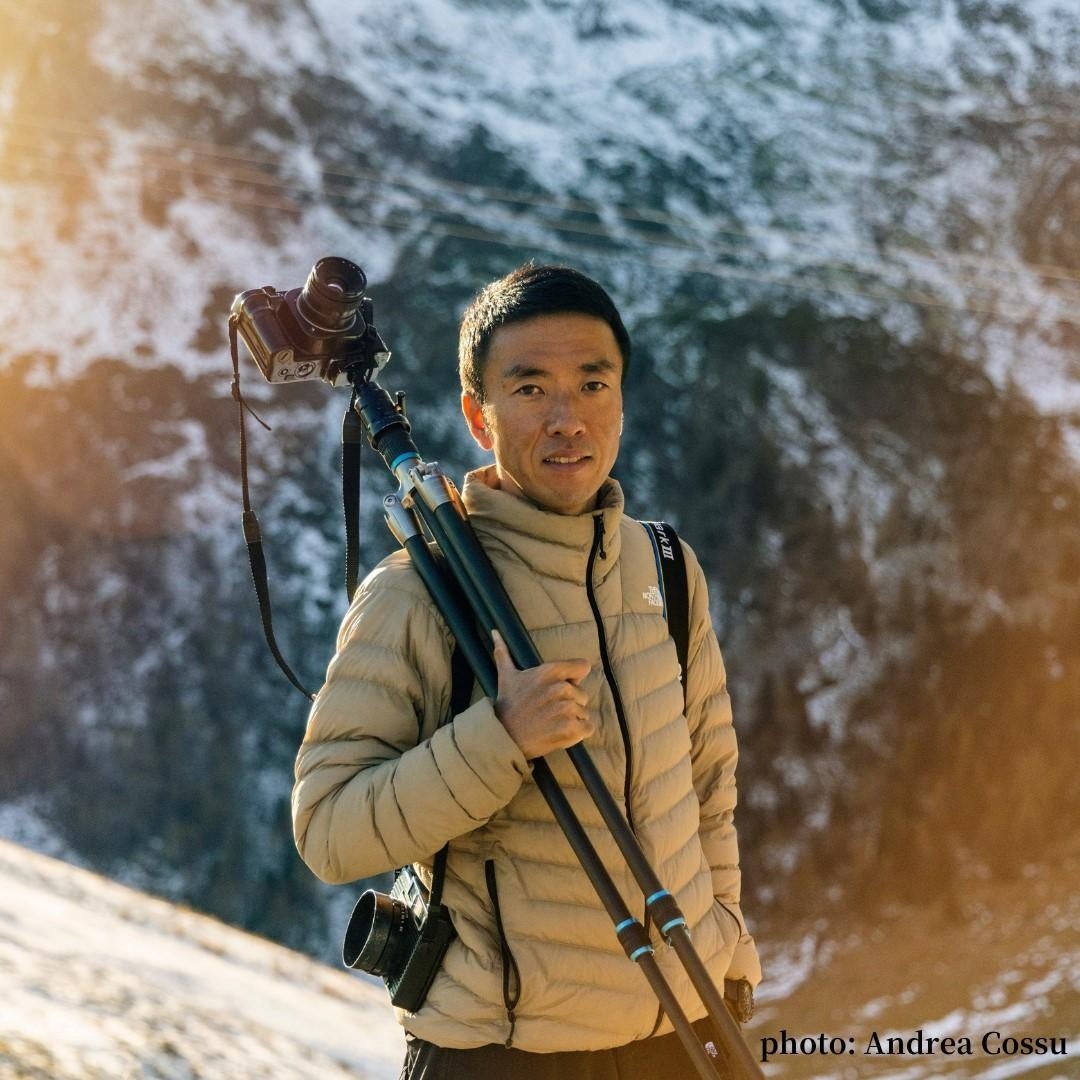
[484,859,522,1047]
[586,515,635,836]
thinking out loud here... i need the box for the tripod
[351,372,764,1080]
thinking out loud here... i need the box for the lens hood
[343,887,408,976]
[296,256,367,333]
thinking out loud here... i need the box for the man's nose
[545,395,586,437]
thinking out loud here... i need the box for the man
[292,264,761,1078]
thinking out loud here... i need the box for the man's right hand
[491,630,593,760]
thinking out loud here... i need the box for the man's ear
[462,392,494,451]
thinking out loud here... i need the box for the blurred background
[0,0,1077,1074]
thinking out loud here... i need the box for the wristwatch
[724,978,754,1024]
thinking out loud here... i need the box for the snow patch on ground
[753,932,819,1006]
[0,838,404,1079]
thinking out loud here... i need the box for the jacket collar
[461,465,624,585]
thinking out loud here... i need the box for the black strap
[342,394,365,603]
[428,640,476,908]
[449,641,476,716]
[643,521,690,705]
[230,316,315,703]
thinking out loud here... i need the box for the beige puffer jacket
[292,466,761,1051]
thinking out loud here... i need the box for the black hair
[458,263,631,401]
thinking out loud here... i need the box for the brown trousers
[399,1017,725,1079]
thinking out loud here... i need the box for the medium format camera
[230,256,390,387]
[343,866,456,1012]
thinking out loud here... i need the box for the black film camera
[342,866,457,1012]
[230,256,391,386]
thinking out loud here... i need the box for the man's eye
[515,384,543,396]
[583,381,609,393]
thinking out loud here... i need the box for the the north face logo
[642,585,664,608]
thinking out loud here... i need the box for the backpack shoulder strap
[641,521,690,705]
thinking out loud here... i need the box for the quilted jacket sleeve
[682,542,763,988]
[292,556,531,885]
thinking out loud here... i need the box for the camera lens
[296,256,367,332]
[343,889,409,976]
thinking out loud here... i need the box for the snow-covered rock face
[4,0,1078,416]
[0,0,1077,951]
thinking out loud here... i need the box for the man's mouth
[543,454,591,465]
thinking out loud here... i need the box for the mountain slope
[0,838,403,1079]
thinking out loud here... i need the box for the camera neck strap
[229,315,316,702]
[342,395,365,603]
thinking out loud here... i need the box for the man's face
[461,312,624,516]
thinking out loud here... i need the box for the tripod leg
[568,747,760,1074]
[636,954,724,1079]
[532,759,721,1080]
[668,926,760,1080]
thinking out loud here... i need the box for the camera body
[230,256,390,387]
[342,865,457,1013]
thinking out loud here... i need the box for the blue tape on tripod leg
[390,452,420,473]
[646,890,670,906]
[661,917,687,934]
[630,945,653,962]
[615,918,635,933]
